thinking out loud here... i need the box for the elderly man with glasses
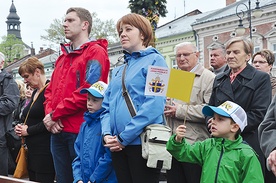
[164,42,215,183]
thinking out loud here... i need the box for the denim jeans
[50,132,77,183]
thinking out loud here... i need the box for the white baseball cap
[80,81,108,98]
[202,101,247,132]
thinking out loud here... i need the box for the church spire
[6,0,22,39]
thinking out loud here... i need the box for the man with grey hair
[164,42,215,183]
[0,52,19,176]
[209,43,228,75]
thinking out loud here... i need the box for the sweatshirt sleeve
[89,147,114,183]
[166,134,204,166]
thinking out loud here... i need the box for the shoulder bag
[122,64,172,170]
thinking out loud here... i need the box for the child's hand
[175,125,186,142]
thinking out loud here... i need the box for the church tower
[6,0,21,39]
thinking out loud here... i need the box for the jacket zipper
[214,139,225,183]
[76,70,80,89]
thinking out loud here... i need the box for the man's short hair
[209,43,226,56]
[66,7,92,34]
[174,42,198,54]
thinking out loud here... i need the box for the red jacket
[44,39,110,133]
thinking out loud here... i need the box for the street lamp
[235,0,263,39]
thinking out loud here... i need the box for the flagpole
[183,103,189,125]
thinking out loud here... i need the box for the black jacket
[209,63,272,170]
[0,69,19,147]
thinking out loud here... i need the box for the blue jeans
[50,132,77,183]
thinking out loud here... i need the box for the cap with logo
[80,81,108,98]
[202,101,247,132]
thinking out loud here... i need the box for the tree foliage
[41,12,119,45]
[0,34,25,66]
[128,0,168,18]
[128,0,168,47]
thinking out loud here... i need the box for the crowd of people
[0,6,275,183]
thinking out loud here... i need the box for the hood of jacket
[60,38,108,55]
[123,46,162,64]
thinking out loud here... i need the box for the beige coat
[166,63,215,144]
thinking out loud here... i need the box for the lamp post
[235,0,263,39]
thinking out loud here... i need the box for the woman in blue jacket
[101,13,167,183]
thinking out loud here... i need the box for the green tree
[41,12,119,45]
[0,34,25,66]
[128,0,168,47]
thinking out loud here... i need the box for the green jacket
[166,135,264,183]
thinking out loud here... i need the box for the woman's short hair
[18,57,45,76]
[116,13,153,47]
[225,37,253,55]
[252,49,275,66]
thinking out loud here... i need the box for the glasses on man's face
[252,60,268,64]
[176,52,196,58]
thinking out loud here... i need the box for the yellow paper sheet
[167,69,195,102]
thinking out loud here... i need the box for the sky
[0,0,226,53]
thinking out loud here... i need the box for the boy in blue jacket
[72,81,117,183]
[167,101,264,182]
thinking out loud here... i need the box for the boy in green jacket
[167,100,264,183]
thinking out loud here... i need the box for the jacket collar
[123,46,160,64]
[216,63,256,80]
[214,135,251,151]
[83,107,104,126]
[192,63,205,76]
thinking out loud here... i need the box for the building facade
[192,0,276,74]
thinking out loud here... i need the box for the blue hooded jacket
[72,108,117,183]
[101,46,167,146]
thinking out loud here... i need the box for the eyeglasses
[252,60,268,64]
[176,52,196,58]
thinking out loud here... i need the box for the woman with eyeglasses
[252,49,276,98]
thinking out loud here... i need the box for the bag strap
[21,83,49,144]
[122,64,137,117]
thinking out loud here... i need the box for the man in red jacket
[43,7,110,183]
